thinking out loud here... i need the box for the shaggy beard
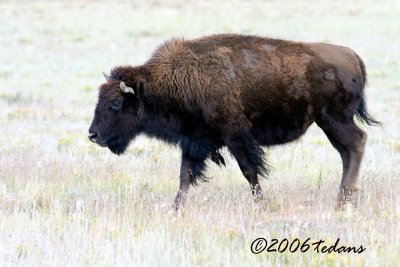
[108,142,128,155]
[106,133,137,155]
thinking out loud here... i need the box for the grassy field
[0,0,399,266]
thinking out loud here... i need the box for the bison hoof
[253,193,264,204]
[336,186,361,210]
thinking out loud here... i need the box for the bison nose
[88,131,97,143]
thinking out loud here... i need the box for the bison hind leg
[316,114,367,209]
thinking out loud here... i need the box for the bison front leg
[174,154,193,210]
[173,152,207,210]
[227,134,268,203]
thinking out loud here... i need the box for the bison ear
[137,81,144,97]
[120,81,135,94]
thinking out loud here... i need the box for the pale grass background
[0,0,399,266]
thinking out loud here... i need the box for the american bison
[88,34,380,210]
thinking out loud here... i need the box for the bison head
[88,71,144,155]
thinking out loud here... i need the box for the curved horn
[120,81,135,94]
[103,72,111,81]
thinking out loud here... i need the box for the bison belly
[248,102,313,146]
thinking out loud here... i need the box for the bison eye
[110,100,123,111]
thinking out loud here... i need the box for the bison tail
[356,94,381,126]
[354,53,382,127]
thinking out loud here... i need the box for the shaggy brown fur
[88,34,380,210]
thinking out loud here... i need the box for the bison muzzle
[88,34,380,210]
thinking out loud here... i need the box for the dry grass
[0,0,399,266]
